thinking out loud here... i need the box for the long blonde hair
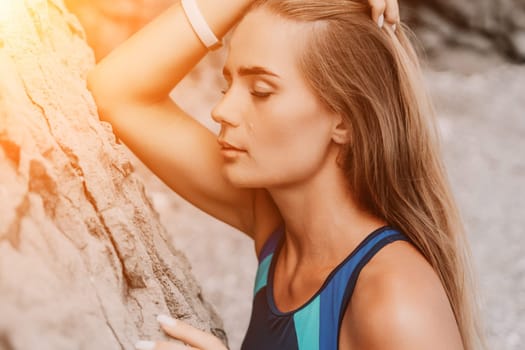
[250,1,483,348]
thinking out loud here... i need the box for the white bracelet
[181,0,221,49]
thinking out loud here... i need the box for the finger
[135,340,198,350]
[384,0,400,26]
[156,341,199,350]
[157,315,226,350]
[368,0,386,28]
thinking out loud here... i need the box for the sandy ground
[132,49,525,349]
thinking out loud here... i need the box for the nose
[211,91,241,127]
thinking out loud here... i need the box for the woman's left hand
[135,315,228,350]
[368,0,399,29]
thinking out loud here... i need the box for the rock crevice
[0,1,225,349]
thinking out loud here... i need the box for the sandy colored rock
[0,0,225,349]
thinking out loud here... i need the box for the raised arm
[88,0,253,103]
[87,0,279,238]
[85,0,400,242]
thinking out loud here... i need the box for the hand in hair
[367,0,399,29]
[69,0,399,61]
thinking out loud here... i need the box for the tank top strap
[257,224,285,263]
[253,225,285,296]
[317,227,410,350]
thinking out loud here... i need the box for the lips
[217,138,245,152]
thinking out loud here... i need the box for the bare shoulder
[344,240,464,350]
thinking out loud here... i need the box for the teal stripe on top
[293,295,320,350]
[254,254,273,295]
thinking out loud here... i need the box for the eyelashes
[250,91,272,98]
[220,86,272,99]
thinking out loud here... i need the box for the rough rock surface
[0,1,225,349]
[402,0,525,62]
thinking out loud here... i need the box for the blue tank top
[241,226,409,350]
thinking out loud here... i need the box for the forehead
[225,9,310,77]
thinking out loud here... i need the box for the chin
[227,174,263,188]
[222,166,269,189]
[223,166,254,188]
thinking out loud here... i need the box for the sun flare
[0,0,15,23]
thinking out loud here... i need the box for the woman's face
[212,8,341,189]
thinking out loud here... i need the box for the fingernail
[377,14,384,28]
[135,340,155,350]
[157,314,177,327]
[392,23,397,32]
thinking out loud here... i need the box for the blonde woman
[87,0,482,349]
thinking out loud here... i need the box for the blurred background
[66,0,525,349]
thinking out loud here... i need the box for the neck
[268,145,385,266]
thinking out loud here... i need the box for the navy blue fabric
[241,226,410,350]
[242,287,299,350]
[258,225,285,263]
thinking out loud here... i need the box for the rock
[0,0,225,349]
[402,0,525,62]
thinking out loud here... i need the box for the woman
[87,0,482,349]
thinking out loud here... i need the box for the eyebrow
[222,66,280,78]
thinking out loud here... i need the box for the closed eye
[250,91,272,98]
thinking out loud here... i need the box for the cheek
[247,103,333,181]
[248,95,321,145]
